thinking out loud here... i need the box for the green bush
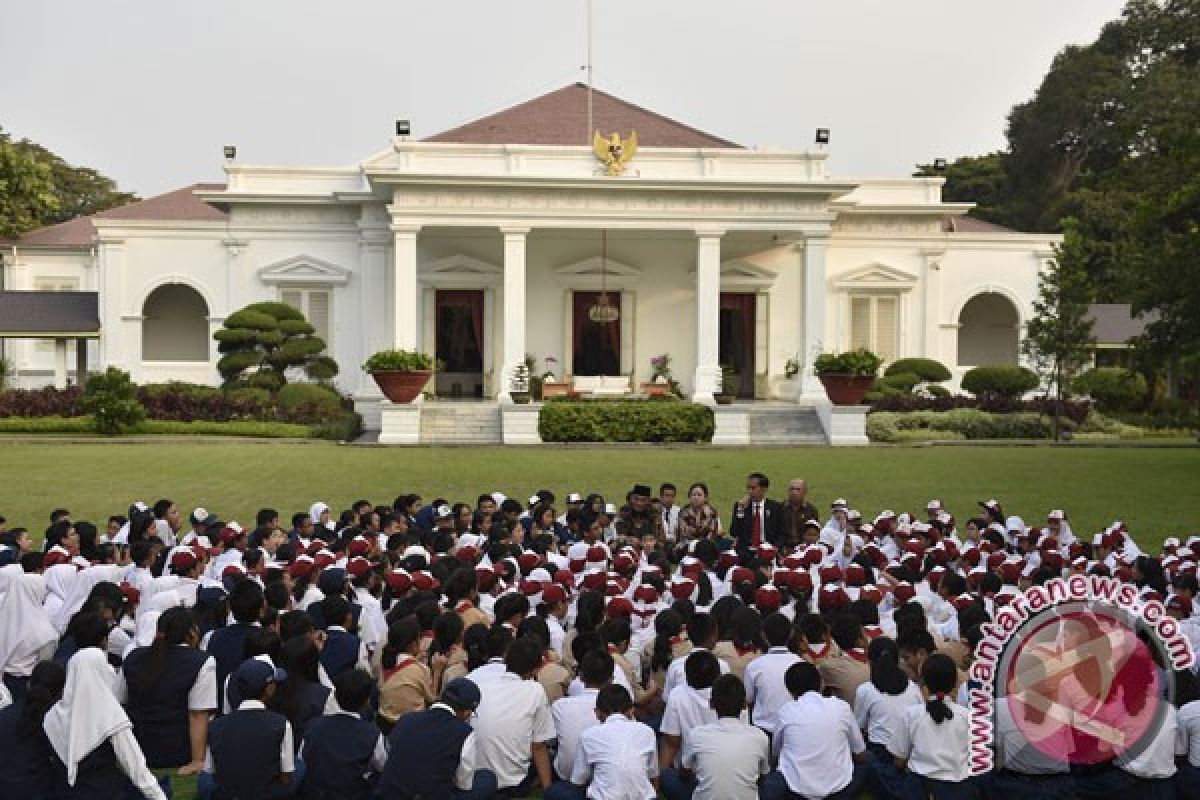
[866,409,1068,442]
[884,358,952,383]
[926,384,951,398]
[813,348,881,377]
[277,383,342,416]
[363,349,437,372]
[961,365,1039,398]
[140,381,223,401]
[226,387,273,405]
[0,415,313,437]
[311,411,364,441]
[82,367,146,434]
[539,400,715,443]
[1072,368,1148,412]
[878,372,921,393]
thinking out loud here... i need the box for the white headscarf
[309,502,330,526]
[0,570,58,678]
[53,565,126,633]
[43,647,132,787]
[122,590,183,660]
[43,564,81,634]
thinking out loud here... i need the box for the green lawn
[4,441,1199,549]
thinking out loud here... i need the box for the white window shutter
[850,297,871,351]
[280,290,304,313]
[307,290,331,344]
[876,296,898,362]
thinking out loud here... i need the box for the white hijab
[43,564,81,634]
[53,565,126,633]
[309,501,330,526]
[43,647,132,787]
[122,590,183,660]
[0,570,59,676]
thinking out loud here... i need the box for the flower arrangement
[649,354,682,397]
[542,355,558,382]
[784,355,801,380]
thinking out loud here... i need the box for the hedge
[866,409,1072,442]
[539,399,715,442]
[869,391,1092,423]
[961,365,1039,398]
[277,383,342,416]
[0,416,315,438]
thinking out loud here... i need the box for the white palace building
[0,84,1060,444]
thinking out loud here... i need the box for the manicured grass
[0,416,314,437]
[2,442,1199,549]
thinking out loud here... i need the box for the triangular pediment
[555,255,641,277]
[422,254,502,276]
[833,262,917,291]
[257,255,351,286]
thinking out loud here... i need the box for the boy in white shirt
[744,613,801,734]
[553,685,658,800]
[676,673,769,800]
[764,661,867,800]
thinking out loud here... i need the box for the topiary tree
[884,358,952,384]
[82,367,146,434]
[961,365,1040,399]
[1072,367,1148,413]
[213,302,338,391]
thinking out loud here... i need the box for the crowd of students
[0,474,1198,799]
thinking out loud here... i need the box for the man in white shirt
[659,483,681,543]
[743,613,801,735]
[559,685,658,800]
[763,661,866,800]
[470,636,555,795]
[674,674,769,800]
[660,650,736,772]
[550,650,612,785]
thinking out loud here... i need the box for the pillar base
[378,402,420,444]
[691,364,722,405]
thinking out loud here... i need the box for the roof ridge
[573,82,741,148]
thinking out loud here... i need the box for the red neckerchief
[607,644,620,655]
[455,600,473,613]
[734,644,760,657]
[863,625,884,639]
[383,656,416,683]
[670,634,686,647]
[846,647,868,664]
[808,641,831,660]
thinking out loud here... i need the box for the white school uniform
[470,670,556,789]
[681,717,770,800]
[662,647,730,700]
[551,688,600,780]
[1116,703,1177,779]
[853,681,924,750]
[889,700,972,783]
[773,692,864,798]
[743,646,800,734]
[569,714,658,800]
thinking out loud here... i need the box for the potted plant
[779,354,802,400]
[645,353,682,398]
[542,355,559,383]
[813,348,882,405]
[510,362,532,404]
[714,366,738,405]
[363,349,437,403]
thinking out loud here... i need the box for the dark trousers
[660,767,696,800]
[982,769,1074,799]
[759,766,866,800]
[3,672,29,705]
[542,780,586,800]
[1071,765,1175,800]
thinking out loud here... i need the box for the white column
[96,240,126,369]
[921,250,944,360]
[800,235,829,401]
[391,225,420,351]
[499,227,529,403]
[357,230,390,395]
[692,229,724,404]
[53,338,68,389]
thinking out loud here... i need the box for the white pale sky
[2,0,1127,198]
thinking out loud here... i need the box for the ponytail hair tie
[934,691,948,701]
[153,632,166,641]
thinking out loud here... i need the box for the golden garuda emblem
[593,130,638,176]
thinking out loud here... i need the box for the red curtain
[572,291,621,375]
[437,290,483,351]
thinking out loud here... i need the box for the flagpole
[586,0,593,143]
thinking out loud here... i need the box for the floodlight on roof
[395,119,411,137]
[815,128,830,145]
[223,145,236,160]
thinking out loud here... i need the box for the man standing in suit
[730,473,784,555]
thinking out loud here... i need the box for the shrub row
[869,392,1092,423]
[0,381,344,425]
[867,409,1074,443]
[539,400,715,443]
[0,415,316,438]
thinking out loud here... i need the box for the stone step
[418,405,503,444]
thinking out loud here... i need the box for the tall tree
[0,131,59,238]
[14,139,137,225]
[914,153,1014,228]
[1021,219,1097,438]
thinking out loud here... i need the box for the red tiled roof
[6,183,227,248]
[424,83,742,149]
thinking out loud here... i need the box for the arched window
[142,284,209,361]
[957,292,1019,367]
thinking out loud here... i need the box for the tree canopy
[214,301,339,391]
[0,126,137,238]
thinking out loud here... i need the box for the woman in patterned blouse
[676,482,722,545]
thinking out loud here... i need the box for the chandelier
[587,229,620,323]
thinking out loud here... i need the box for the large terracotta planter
[371,370,432,403]
[818,374,874,405]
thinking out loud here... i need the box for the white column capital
[694,227,727,239]
[499,226,531,237]
[389,223,422,236]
